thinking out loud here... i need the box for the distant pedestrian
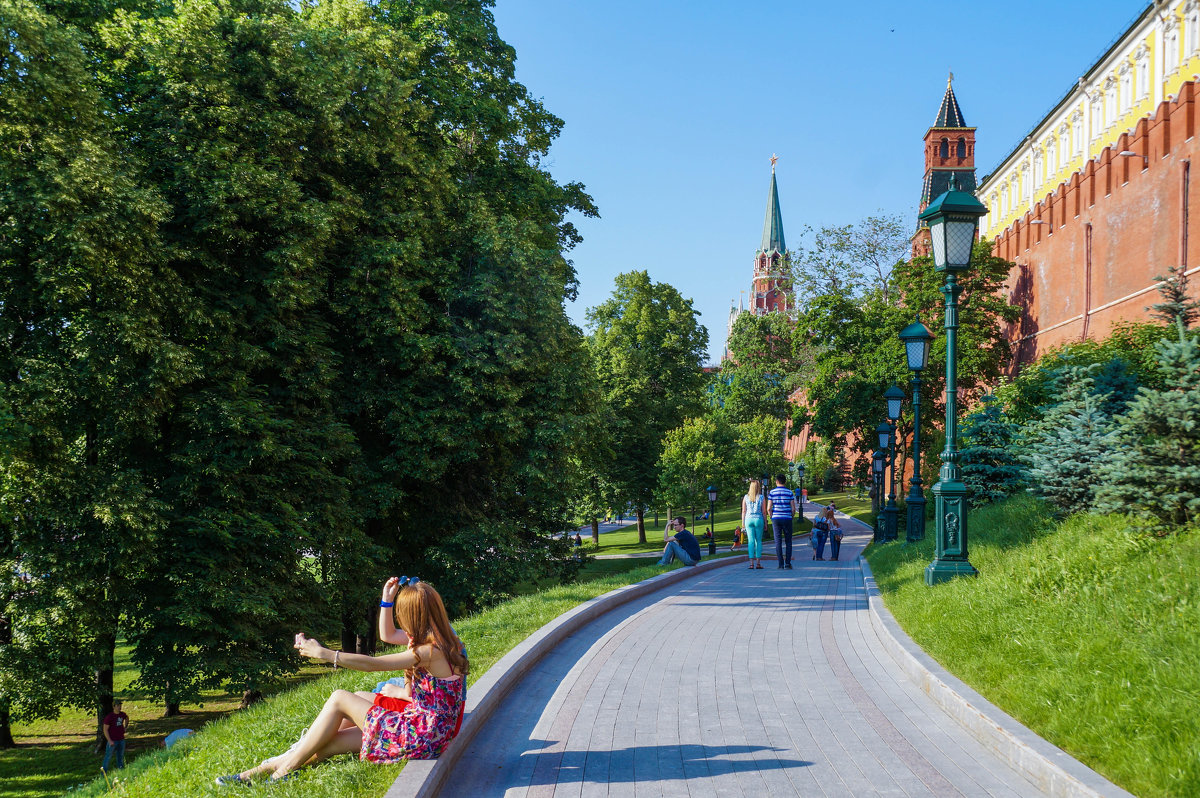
[101,699,129,771]
[811,510,830,560]
[826,506,843,561]
[741,480,766,569]
[730,525,744,552]
[766,474,797,569]
[657,517,701,567]
[573,532,583,547]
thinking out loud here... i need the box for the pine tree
[960,394,1024,506]
[1023,367,1119,515]
[1096,318,1200,532]
[1149,266,1200,328]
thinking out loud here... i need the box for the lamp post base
[883,502,898,542]
[924,558,979,585]
[905,495,926,542]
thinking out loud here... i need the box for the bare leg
[271,690,373,779]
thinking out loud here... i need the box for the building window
[1021,162,1031,200]
[1033,149,1043,190]
[1136,44,1151,97]
[1166,17,1180,73]
[956,137,966,158]
[1119,63,1132,112]
[1072,113,1084,154]
[1187,2,1200,53]
[1091,95,1103,137]
[939,138,949,158]
[1046,139,1058,177]
[1104,78,1117,127]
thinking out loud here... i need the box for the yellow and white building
[980,0,1200,238]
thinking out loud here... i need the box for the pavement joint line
[383,553,749,798]
[856,551,1136,798]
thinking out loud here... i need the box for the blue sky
[491,0,1150,362]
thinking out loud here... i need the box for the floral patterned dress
[360,669,466,762]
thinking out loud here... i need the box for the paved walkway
[444,514,1053,797]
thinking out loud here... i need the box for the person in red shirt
[101,700,129,771]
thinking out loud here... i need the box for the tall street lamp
[874,423,892,542]
[899,321,934,542]
[871,447,886,542]
[917,177,987,584]
[883,385,904,543]
[706,485,717,556]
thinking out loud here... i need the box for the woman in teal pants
[741,479,766,569]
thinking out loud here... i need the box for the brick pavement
[440,512,1055,797]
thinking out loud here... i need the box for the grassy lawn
[865,494,1200,798]
[9,556,694,798]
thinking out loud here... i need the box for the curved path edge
[383,553,749,798]
[858,556,1135,798]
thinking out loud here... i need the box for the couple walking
[740,475,799,569]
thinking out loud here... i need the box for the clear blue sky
[491,0,1149,362]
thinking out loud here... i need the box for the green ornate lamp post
[874,422,893,541]
[871,448,886,542]
[883,385,904,542]
[898,321,934,542]
[706,485,717,556]
[917,178,987,584]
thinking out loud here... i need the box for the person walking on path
[767,474,797,569]
[826,504,844,561]
[741,479,766,569]
[101,699,129,772]
[811,509,830,560]
[657,517,701,567]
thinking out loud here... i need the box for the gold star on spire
[770,153,778,172]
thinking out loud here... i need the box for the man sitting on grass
[658,516,701,567]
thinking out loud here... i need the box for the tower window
[956,137,966,158]
[939,138,949,158]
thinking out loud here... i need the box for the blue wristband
[380,601,394,608]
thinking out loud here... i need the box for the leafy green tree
[587,271,708,543]
[713,312,804,424]
[732,415,789,487]
[0,0,174,743]
[959,395,1024,506]
[1097,319,1200,532]
[788,213,908,305]
[657,416,736,521]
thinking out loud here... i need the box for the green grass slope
[865,495,1200,798]
[56,558,687,798]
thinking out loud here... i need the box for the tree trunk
[590,518,599,545]
[340,610,357,654]
[0,708,14,748]
[164,702,181,717]
[636,507,646,544]
[357,606,377,655]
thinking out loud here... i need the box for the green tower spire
[760,157,786,256]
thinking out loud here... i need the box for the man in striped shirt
[766,474,798,569]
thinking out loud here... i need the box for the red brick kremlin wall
[994,79,1200,368]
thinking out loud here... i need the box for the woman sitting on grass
[217,579,468,784]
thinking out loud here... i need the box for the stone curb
[383,553,749,798]
[857,556,1135,798]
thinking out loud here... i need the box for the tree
[713,312,805,425]
[1149,266,1200,328]
[788,213,909,305]
[587,271,708,543]
[657,417,736,522]
[1097,319,1200,532]
[732,416,790,488]
[0,0,174,744]
[959,394,1024,506]
[1023,366,1119,515]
